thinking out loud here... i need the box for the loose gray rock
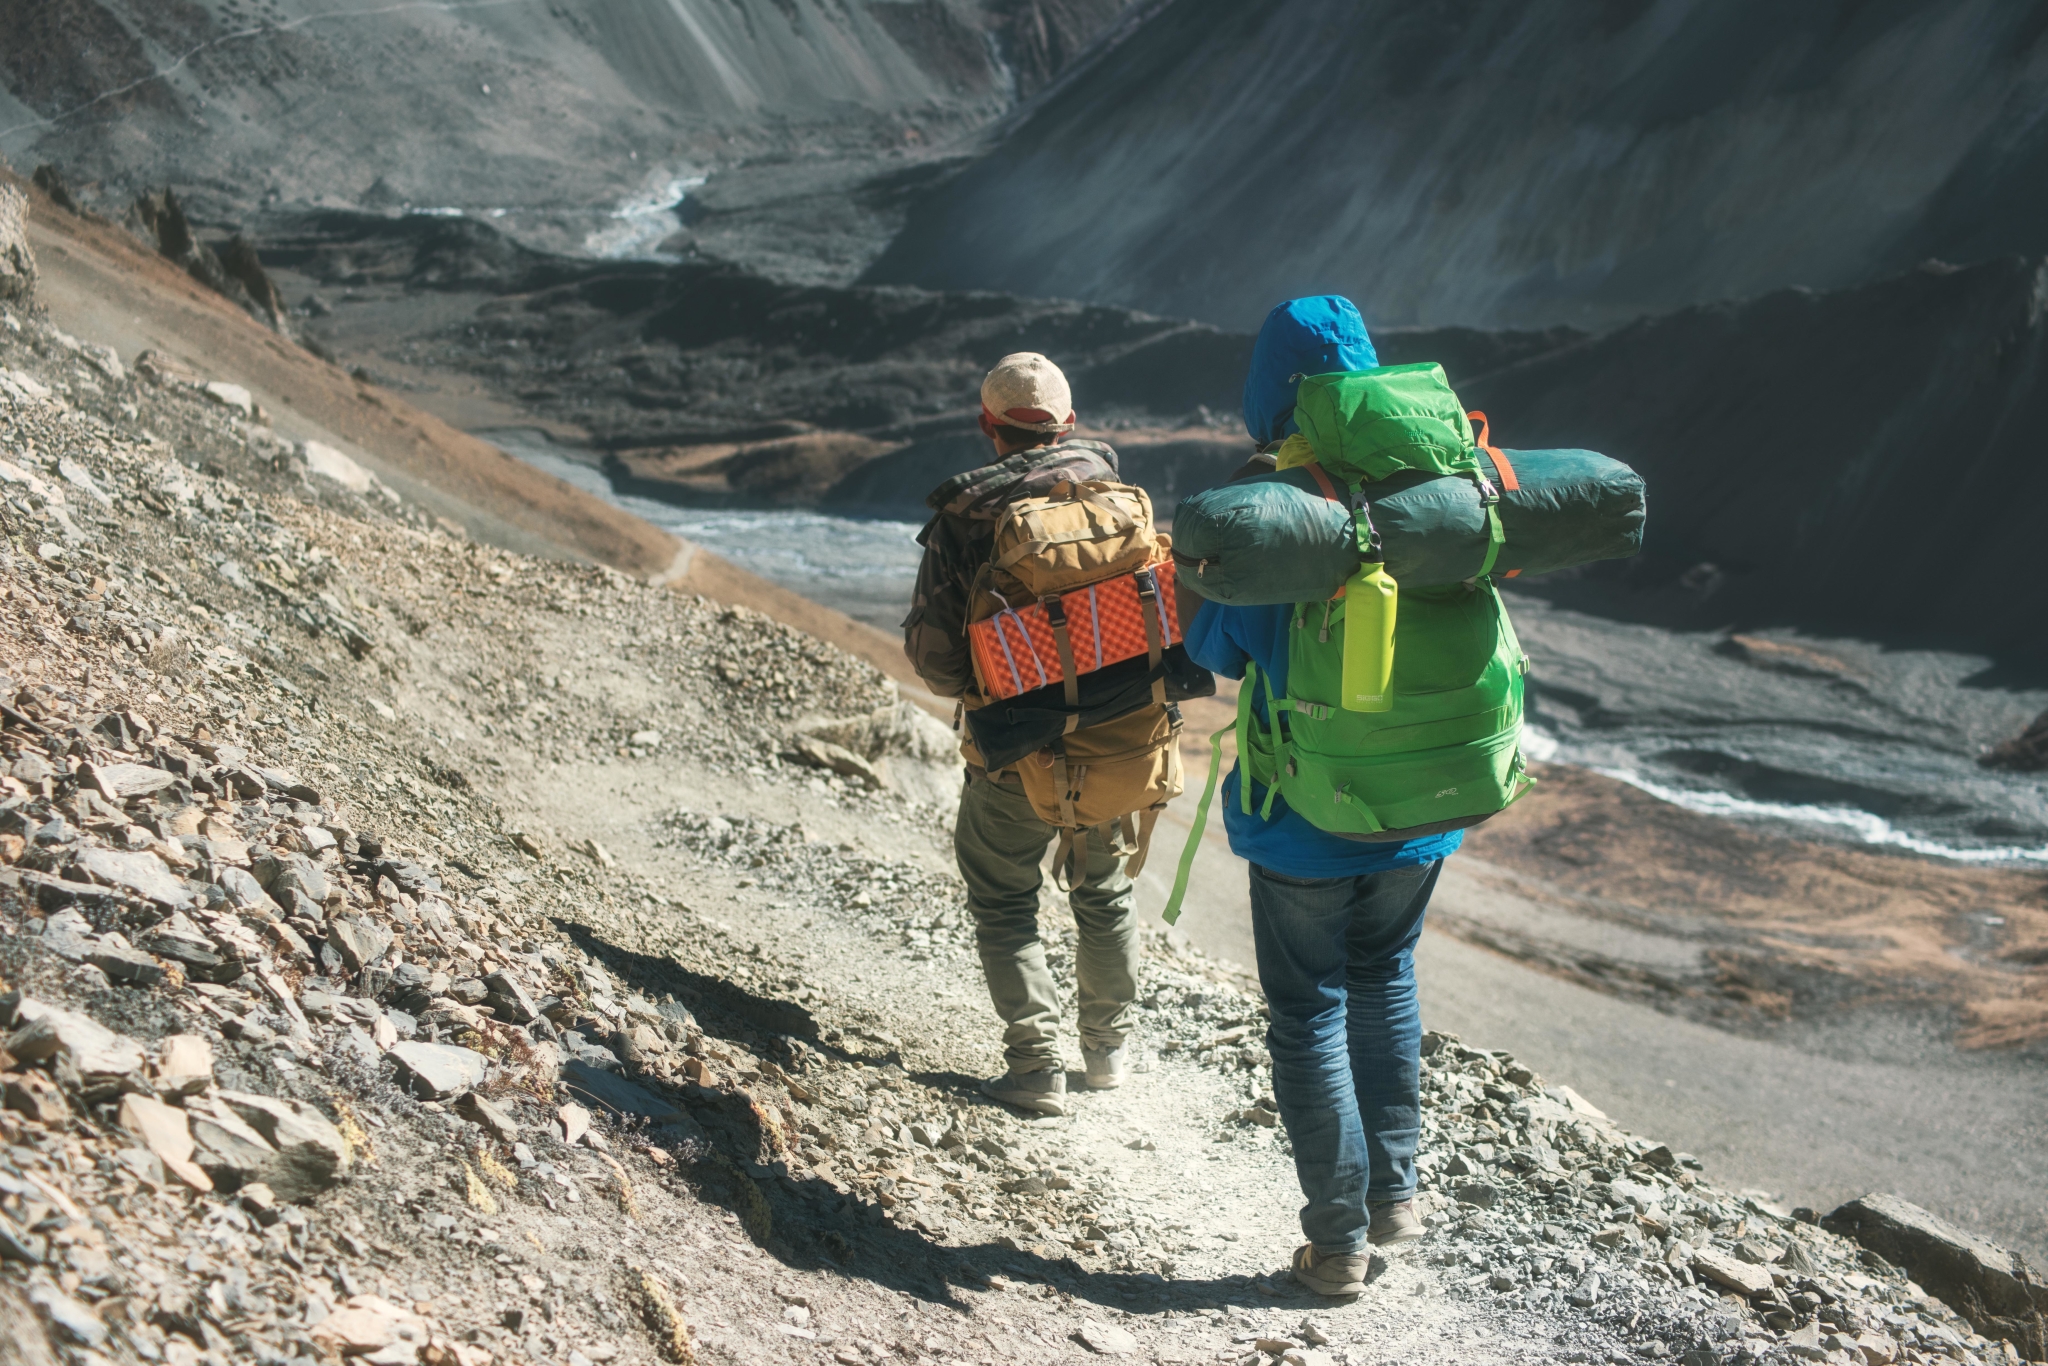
[1076,1320,1139,1355]
[253,849,328,905]
[26,1280,104,1348]
[82,762,179,801]
[1454,1182,1498,1209]
[788,734,884,789]
[11,999,146,1086]
[1691,1247,1774,1297]
[388,1040,489,1100]
[482,970,537,1023]
[215,866,280,915]
[188,1104,279,1190]
[559,1059,688,1127]
[217,1091,350,1199]
[456,1091,520,1143]
[85,941,166,987]
[326,918,393,974]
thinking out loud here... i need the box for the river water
[487,428,2048,865]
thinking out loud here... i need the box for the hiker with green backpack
[1170,295,1643,1295]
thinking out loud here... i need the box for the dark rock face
[1980,711,2048,771]
[1455,255,2048,659]
[0,184,33,304]
[1824,1193,2048,1360]
[869,0,2048,330]
[129,189,291,334]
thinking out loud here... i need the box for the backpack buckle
[1475,476,1500,507]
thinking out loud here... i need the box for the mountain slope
[0,0,1130,228]
[867,0,2048,330]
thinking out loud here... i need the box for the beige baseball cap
[980,352,1075,433]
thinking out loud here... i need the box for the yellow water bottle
[1341,562,1397,712]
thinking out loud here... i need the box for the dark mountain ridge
[868,0,2048,331]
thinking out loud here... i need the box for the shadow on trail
[556,919,819,1041]
[552,922,1340,1316]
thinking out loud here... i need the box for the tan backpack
[970,478,1186,887]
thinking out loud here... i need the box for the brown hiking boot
[1290,1243,1370,1296]
[1368,1199,1424,1250]
[979,1067,1069,1116]
[1082,1045,1128,1090]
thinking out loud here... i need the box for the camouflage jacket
[902,439,1121,699]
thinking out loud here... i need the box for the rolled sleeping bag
[1171,448,1646,605]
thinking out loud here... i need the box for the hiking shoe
[979,1067,1068,1116]
[1081,1045,1128,1090]
[1368,1199,1424,1251]
[1290,1243,1370,1297]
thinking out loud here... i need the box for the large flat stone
[71,847,193,908]
[1825,1193,2048,1354]
[12,998,146,1086]
[82,762,179,801]
[1691,1248,1774,1298]
[559,1058,686,1125]
[388,1041,489,1100]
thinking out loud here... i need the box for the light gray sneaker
[979,1067,1069,1116]
[1081,1045,1128,1090]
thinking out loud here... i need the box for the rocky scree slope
[0,250,2043,1364]
[869,0,2048,330]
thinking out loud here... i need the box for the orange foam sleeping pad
[969,562,1183,701]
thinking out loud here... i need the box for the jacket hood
[1242,296,1378,446]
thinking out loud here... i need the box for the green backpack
[1163,363,1534,922]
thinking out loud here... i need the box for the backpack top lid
[1293,362,1478,486]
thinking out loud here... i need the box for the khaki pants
[954,768,1139,1072]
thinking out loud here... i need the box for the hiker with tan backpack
[904,353,1213,1116]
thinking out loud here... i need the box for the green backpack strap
[1161,721,1235,926]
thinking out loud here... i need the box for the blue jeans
[1248,858,1441,1253]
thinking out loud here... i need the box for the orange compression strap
[1468,411,1522,576]
[1467,411,1520,492]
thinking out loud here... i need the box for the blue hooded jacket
[1240,295,1379,448]
[1185,296,1462,879]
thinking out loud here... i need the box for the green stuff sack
[1164,363,1572,924]
[1173,446,1645,605]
